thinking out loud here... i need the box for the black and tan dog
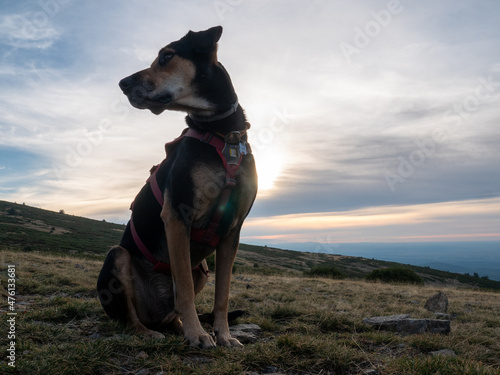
[97,26,257,348]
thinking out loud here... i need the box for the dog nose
[119,76,134,92]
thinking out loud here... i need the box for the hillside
[0,200,125,254]
[1,200,500,290]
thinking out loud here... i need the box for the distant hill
[0,200,125,254]
[261,241,500,281]
[1,200,499,290]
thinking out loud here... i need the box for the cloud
[242,197,500,243]
[0,0,499,244]
[0,12,60,49]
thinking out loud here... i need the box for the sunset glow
[241,198,500,244]
[1,1,499,246]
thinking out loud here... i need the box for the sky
[1,0,499,247]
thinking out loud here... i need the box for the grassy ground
[1,250,499,375]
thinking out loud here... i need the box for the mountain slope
[0,200,124,254]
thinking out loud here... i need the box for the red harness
[129,127,250,276]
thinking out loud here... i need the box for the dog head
[119,26,237,116]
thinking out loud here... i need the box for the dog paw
[186,333,216,349]
[141,329,165,340]
[217,335,243,348]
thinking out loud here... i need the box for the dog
[97,26,257,348]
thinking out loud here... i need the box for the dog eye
[160,52,174,65]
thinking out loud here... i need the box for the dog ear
[188,26,223,53]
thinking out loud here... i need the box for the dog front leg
[161,203,215,349]
[213,227,243,347]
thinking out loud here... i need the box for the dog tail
[96,247,128,323]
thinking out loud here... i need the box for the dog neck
[186,101,248,136]
[188,99,239,123]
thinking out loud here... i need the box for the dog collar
[188,99,239,123]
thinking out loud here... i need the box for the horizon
[5,198,500,246]
[1,1,499,245]
[2,199,499,280]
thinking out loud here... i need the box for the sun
[254,148,284,192]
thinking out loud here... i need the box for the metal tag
[239,142,247,155]
[223,144,240,165]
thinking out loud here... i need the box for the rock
[230,323,262,333]
[397,319,450,335]
[135,351,149,360]
[363,314,410,326]
[262,366,281,374]
[430,349,456,357]
[229,323,262,344]
[363,314,451,334]
[424,291,448,313]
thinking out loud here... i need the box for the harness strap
[130,126,249,276]
[147,161,165,207]
[131,216,208,276]
[130,214,171,274]
[184,128,244,185]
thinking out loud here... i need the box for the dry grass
[1,250,499,374]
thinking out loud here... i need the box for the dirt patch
[23,219,71,235]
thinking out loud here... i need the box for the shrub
[366,267,424,285]
[23,245,35,252]
[7,207,17,215]
[304,266,345,279]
